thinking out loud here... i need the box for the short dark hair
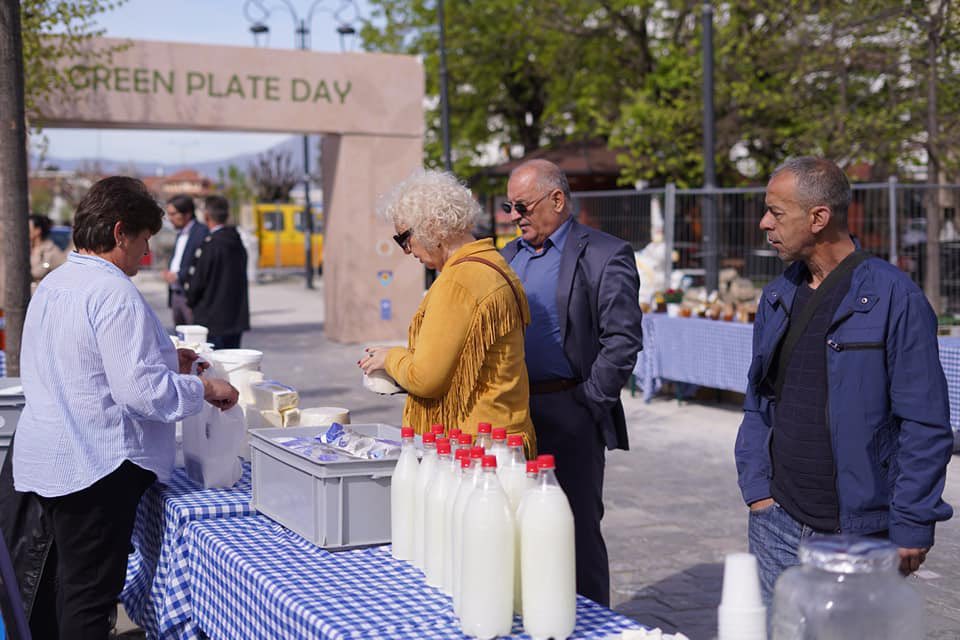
[73,176,164,253]
[28,213,52,239]
[771,157,851,228]
[167,194,196,218]
[203,195,230,225]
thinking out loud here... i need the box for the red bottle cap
[455,448,469,461]
[437,442,451,455]
[507,434,523,447]
[492,427,507,441]
[401,427,414,439]
[422,432,436,444]
[431,424,445,435]
[461,458,472,469]
[482,455,497,468]
[457,433,473,446]
[537,454,555,470]
[477,422,492,434]
[526,460,540,474]
[449,428,462,438]
[436,437,450,448]
[470,446,484,459]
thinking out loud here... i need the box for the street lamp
[244,0,359,289]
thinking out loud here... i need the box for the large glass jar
[772,535,924,639]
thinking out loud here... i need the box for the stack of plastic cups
[717,552,767,640]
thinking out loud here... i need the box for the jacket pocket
[827,339,884,352]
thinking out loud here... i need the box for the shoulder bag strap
[450,256,525,329]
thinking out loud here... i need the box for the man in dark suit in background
[502,159,644,606]
[185,195,250,349]
[161,194,208,326]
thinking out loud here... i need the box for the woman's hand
[359,346,391,374]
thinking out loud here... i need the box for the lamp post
[701,1,719,294]
[244,0,358,289]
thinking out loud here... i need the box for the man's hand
[749,498,775,512]
[177,348,201,374]
[161,269,178,285]
[897,547,928,575]
[202,377,239,411]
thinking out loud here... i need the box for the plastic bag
[182,402,245,489]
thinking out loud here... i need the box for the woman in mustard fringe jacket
[360,171,536,455]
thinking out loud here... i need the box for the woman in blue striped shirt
[12,176,238,639]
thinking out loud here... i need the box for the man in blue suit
[502,159,644,606]
[161,194,208,326]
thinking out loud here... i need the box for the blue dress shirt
[509,218,576,382]
[14,253,205,496]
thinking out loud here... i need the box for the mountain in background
[33,134,320,180]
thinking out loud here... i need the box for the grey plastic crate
[248,424,401,550]
[0,378,25,466]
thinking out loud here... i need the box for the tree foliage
[361,0,960,186]
[249,150,298,202]
[21,0,127,121]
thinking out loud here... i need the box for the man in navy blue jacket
[502,159,643,606]
[735,157,953,604]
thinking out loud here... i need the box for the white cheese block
[250,380,299,412]
[260,410,284,428]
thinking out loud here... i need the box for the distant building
[142,169,214,202]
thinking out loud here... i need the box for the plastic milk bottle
[460,455,515,639]
[390,427,418,561]
[413,431,438,571]
[424,440,455,587]
[452,446,485,615]
[520,454,576,639]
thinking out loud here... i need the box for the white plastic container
[503,434,530,513]
[514,459,540,614]
[207,348,263,382]
[452,447,485,615]
[176,324,208,347]
[181,402,245,489]
[443,450,469,595]
[460,455,515,639]
[475,422,493,452]
[391,427,418,561]
[424,441,455,587]
[413,431,438,571]
[520,454,576,640]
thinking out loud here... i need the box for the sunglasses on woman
[393,228,413,251]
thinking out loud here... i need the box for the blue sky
[40,0,371,166]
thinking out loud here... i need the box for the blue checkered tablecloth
[0,351,5,378]
[185,515,643,640]
[636,318,960,429]
[121,462,253,639]
[634,315,753,401]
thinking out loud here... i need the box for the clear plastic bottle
[452,446,485,615]
[475,422,493,451]
[503,434,529,513]
[490,427,510,474]
[431,423,446,438]
[390,426,418,561]
[460,455,515,639]
[520,454,576,640]
[442,449,470,595]
[412,431,438,571]
[514,459,540,614]
[772,536,924,640]
[424,440,454,587]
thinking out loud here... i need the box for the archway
[38,37,424,343]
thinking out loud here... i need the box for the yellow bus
[254,203,324,273]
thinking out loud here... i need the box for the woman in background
[29,213,66,291]
[360,171,535,453]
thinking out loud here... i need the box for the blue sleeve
[735,298,773,506]
[579,243,644,413]
[93,297,205,423]
[886,289,954,548]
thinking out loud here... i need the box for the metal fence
[572,181,960,313]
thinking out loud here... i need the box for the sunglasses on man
[393,228,413,251]
[501,191,551,216]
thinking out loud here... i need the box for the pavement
[117,269,960,640]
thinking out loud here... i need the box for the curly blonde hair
[379,171,480,248]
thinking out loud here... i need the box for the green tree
[21,0,127,121]
[218,164,253,216]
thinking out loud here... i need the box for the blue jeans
[747,502,824,607]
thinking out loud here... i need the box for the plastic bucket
[208,349,264,381]
[176,324,209,346]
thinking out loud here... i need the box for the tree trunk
[0,0,31,377]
